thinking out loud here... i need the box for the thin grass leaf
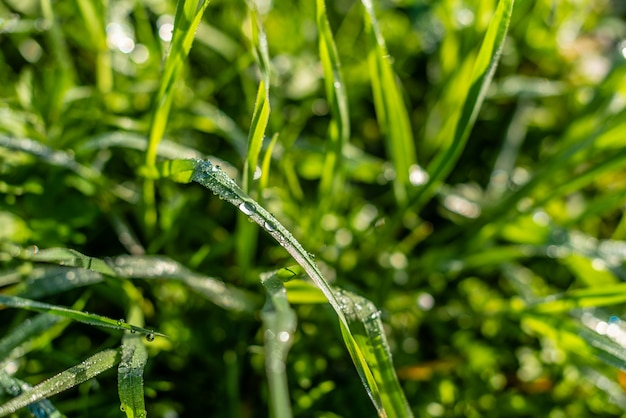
[109,255,259,313]
[0,349,120,417]
[260,269,297,418]
[0,295,163,338]
[410,0,514,210]
[316,0,350,203]
[186,158,408,416]
[118,334,148,418]
[259,132,280,191]
[0,313,61,361]
[361,0,416,205]
[3,266,103,300]
[528,284,626,313]
[0,371,62,418]
[143,0,210,232]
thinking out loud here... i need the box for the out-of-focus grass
[1,0,626,416]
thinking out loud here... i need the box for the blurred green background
[1,0,626,416]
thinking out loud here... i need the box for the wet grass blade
[411,0,514,210]
[0,295,163,338]
[0,349,120,417]
[361,0,416,205]
[260,269,297,418]
[0,371,61,418]
[186,158,409,416]
[118,334,148,418]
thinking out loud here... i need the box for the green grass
[1,0,626,416]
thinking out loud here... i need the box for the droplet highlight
[239,201,256,216]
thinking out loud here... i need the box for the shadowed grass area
[1,0,626,416]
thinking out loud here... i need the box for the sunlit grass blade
[0,349,120,417]
[260,269,297,418]
[316,0,350,204]
[0,371,61,418]
[524,313,626,371]
[143,0,210,233]
[410,0,514,210]
[187,158,406,416]
[0,295,163,338]
[336,289,413,417]
[360,0,416,205]
[528,283,626,313]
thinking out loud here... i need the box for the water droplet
[130,329,136,334]
[120,404,126,412]
[117,319,126,326]
[333,81,341,89]
[264,220,276,232]
[278,331,290,342]
[211,165,221,172]
[145,333,155,342]
[31,245,39,254]
[239,201,256,216]
[307,252,316,260]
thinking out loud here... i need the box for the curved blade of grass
[316,0,350,203]
[410,0,514,210]
[3,266,103,300]
[527,284,626,313]
[0,295,163,338]
[335,289,413,417]
[9,242,258,313]
[143,0,210,233]
[109,255,259,313]
[260,269,297,418]
[0,349,120,417]
[361,0,416,205]
[186,159,409,417]
[0,371,61,418]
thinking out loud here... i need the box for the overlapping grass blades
[159,158,413,416]
[410,0,515,211]
[316,0,350,203]
[361,0,417,205]
[143,0,210,232]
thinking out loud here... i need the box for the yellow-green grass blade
[411,0,514,210]
[0,349,120,417]
[0,294,163,338]
[143,0,210,233]
[316,0,350,203]
[260,269,297,418]
[361,0,416,206]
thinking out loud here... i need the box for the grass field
[1,0,626,416]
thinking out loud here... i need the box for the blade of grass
[143,0,210,234]
[409,0,514,210]
[260,269,297,418]
[185,158,409,416]
[0,295,163,338]
[316,0,350,206]
[0,349,121,417]
[0,371,61,418]
[361,0,417,205]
